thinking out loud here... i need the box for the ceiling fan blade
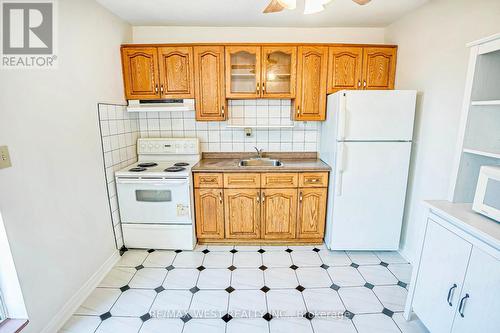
[352,0,371,5]
[263,0,286,13]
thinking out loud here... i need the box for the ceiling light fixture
[304,0,325,15]
[263,0,371,14]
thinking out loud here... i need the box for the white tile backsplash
[138,99,320,152]
[98,103,139,250]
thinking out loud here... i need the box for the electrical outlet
[244,128,253,137]
[0,146,12,169]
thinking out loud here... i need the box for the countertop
[192,153,331,173]
[425,200,500,251]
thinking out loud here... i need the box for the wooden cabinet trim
[224,189,261,239]
[261,173,298,188]
[225,45,262,99]
[297,188,327,239]
[195,189,224,239]
[121,47,160,100]
[223,173,261,188]
[194,173,223,188]
[362,47,397,90]
[327,46,363,94]
[193,46,226,121]
[299,172,329,187]
[295,46,328,121]
[261,188,298,239]
[157,46,195,98]
[261,46,297,99]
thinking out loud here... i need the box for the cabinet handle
[219,192,223,204]
[447,284,457,306]
[261,192,265,203]
[160,84,164,94]
[363,80,367,88]
[458,294,469,317]
[155,84,159,93]
[256,194,260,203]
[357,80,361,88]
[221,105,225,117]
[299,192,303,202]
[297,106,300,116]
[262,82,266,92]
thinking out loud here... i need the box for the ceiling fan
[263,0,371,15]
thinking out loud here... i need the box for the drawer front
[299,172,328,187]
[194,173,223,188]
[224,173,261,188]
[261,173,298,188]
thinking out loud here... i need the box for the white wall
[385,0,500,264]
[132,26,385,43]
[0,0,131,332]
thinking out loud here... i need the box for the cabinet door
[121,47,160,100]
[327,46,363,93]
[224,189,261,239]
[362,47,396,90]
[451,247,500,333]
[295,46,328,121]
[225,46,261,98]
[158,47,194,98]
[261,189,297,239]
[262,46,296,98]
[194,189,224,239]
[193,46,226,121]
[413,219,472,333]
[297,188,327,239]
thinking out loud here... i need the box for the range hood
[127,99,195,112]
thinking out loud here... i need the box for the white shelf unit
[450,33,500,203]
[470,100,500,106]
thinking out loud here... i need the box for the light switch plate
[0,146,12,169]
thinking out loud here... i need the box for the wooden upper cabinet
[193,46,226,121]
[362,47,397,90]
[262,46,297,98]
[261,189,297,239]
[297,188,327,239]
[195,189,224,239]
[225,46,261,99]
[157,47,194,98]
[224,189,261,239]
[295,46,328,121]
[121,47,160,100]
[327,46,363,93]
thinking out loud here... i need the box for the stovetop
[115,160,195,178]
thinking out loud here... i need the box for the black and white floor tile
[60,245,428,333]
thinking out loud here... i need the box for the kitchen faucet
[254,146,264,159]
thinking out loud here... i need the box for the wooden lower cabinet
[297,188,327,239]
[224,189,261,239]
[261,189,297,239]
[194,189,224,239]
[194,172,328,243]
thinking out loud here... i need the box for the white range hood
[127,99,195,112]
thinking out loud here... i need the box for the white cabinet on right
[451,247,500,333]
[405,201,500,333]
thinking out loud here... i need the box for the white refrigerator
[320,90,417,250]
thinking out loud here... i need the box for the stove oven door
[116,177,191,224]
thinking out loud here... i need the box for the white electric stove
[115,138,200,250]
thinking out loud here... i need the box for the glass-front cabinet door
[262,46,296,98]
[225,46,261,98]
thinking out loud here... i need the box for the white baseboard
[41,251,120,333]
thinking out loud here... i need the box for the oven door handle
[116,178,188,185]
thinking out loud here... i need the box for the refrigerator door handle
[338,93,347,140]
[336,143,346,196]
